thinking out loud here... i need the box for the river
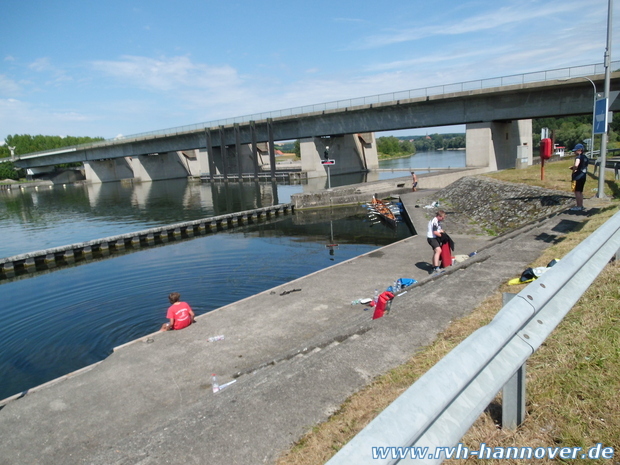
[0,150,464,400]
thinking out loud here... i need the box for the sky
[1,0,619,144]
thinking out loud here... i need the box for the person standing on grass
[569,143,589,211]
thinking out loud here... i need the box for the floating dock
[0,204,293,278]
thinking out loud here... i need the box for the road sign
[594,97,608,134]
[321,159,335,165]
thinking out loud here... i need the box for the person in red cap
[569,143,588,211]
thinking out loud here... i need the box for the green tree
[0,161,21,180]
[377,136,401,155]
[399,139,415,154]
[2,134,104,158]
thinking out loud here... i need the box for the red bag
[440,242,452,268]
[372,291,395,320]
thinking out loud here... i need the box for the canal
[0,151,464,400]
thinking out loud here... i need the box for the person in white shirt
[427,210,446,273]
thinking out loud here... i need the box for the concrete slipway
[0,181,591,465]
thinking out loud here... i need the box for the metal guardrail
[16,61,618,159]
[325,209,620,465]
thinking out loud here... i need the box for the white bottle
[373,289,379,305]
[212,374,220,393]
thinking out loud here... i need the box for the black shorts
[427,237,441,249]
[572,177,586,192]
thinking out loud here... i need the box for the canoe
[369,196,397,225]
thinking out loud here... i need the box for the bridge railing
[324,209,620,465]
[17,61,619,159]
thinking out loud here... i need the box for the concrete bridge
[13,63,620,183]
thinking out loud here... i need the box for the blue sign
[594,98,608,134]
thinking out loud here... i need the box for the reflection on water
[0,180,293,258]
[0,203,411,401]
[0,150,464,259]
[0,150,464,401]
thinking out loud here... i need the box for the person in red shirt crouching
[161,292,195,331]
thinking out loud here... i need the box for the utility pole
[597,0,613,198]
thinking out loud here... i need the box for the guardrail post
[502,292,527,430]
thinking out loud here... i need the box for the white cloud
[0,97,95,139]
[354,1,596,49]
[28,57,54,72]
[90,55,241,92]
[26,57,72,85]
[0,75,22,96]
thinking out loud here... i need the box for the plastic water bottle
[373,289,379,305]
[212,374,220,393]
[468,251,477,257]
[208,335,225,342]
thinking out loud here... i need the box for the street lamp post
[580,77,598,162]
[559,76,597,171]
[598,0,614,199]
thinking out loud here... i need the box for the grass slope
[276,160,620,465]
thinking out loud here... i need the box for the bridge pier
[130,151,199,182]
[84,151,205,183]
[204,142,268,180]
[466,119,532,170]
[83,158,134,183]
[300,133,378,179]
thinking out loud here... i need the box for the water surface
[0,150,464,400]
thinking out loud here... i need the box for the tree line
[0,134,104,180]
[377,113,620,159]
[377,133,466,157]
[533,114,620,152]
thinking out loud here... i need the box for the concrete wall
[84,158,134,183]
[300,133,378,179]
[465,119,532,170]
[204,144,267,177]
[130,152,191,182]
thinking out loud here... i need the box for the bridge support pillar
[300,133,378,179]
[84,158,134,183]
[129,152,198,182]
[466,120,532,171]
[202,143,266,179]
[205,129,216,181]
[250,121,259,180]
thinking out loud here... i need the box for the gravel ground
[409,176,574,236]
